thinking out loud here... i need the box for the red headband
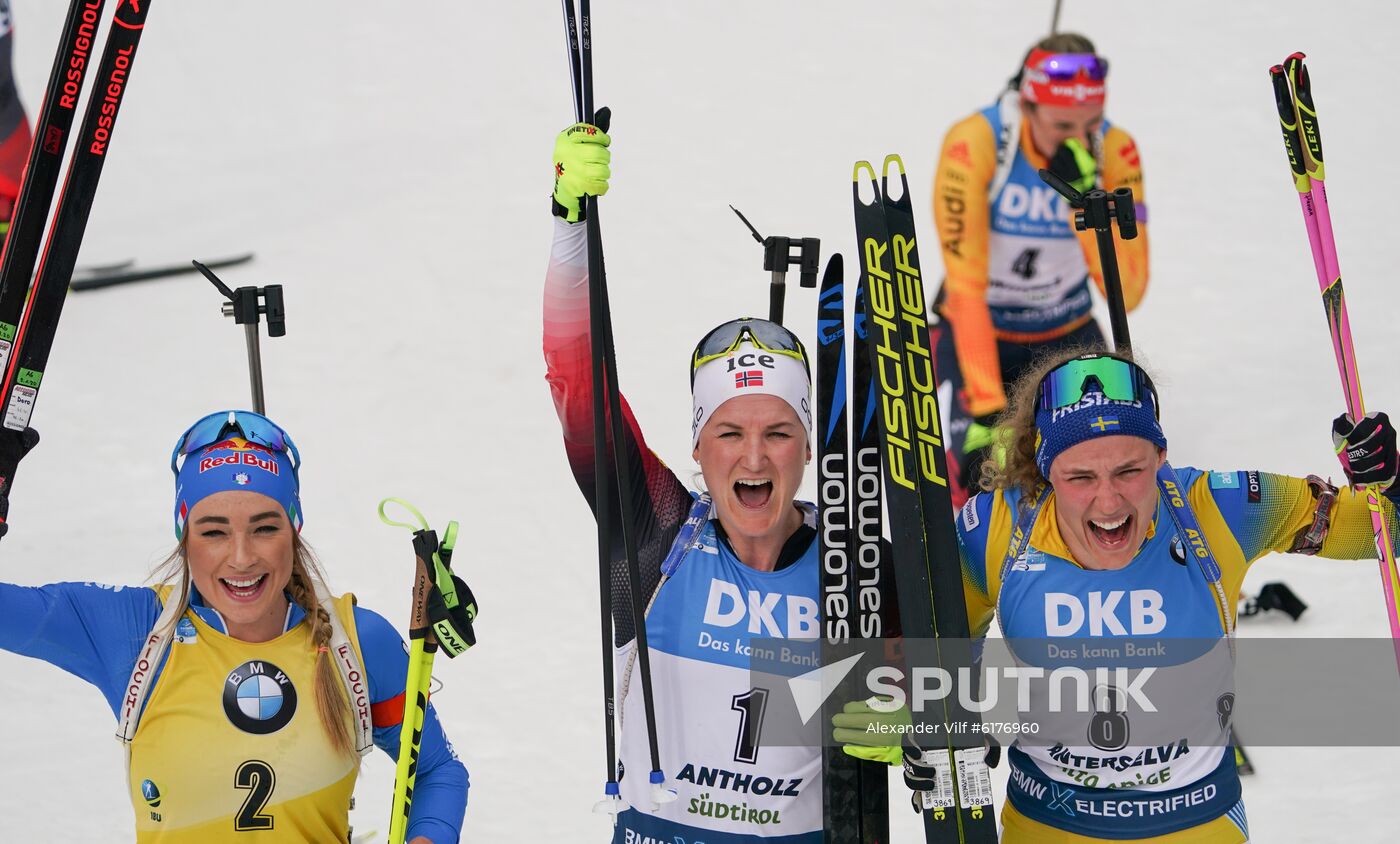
[1020,49,1108,107]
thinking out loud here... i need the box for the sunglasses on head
[1036,355,1158,419]
[690,318,810,387]
[170,410,300,475]
[1028,50,1110,82]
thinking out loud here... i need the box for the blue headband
[1034,389,1167,477]
[174,435,302,539]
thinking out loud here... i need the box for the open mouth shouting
[1087,514,1133,550]
[734,478,774,510]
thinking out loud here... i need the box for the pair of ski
[1268,53,1400,676]
[816,155,996,843]
[0,0,151,534]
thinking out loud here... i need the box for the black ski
[855,155,996,843]
[0,0,151,532]
[70,253,254,292]
[850,264,893,842]
[0,0,108,375]
[816,252,857,841]
[817,252,891,842]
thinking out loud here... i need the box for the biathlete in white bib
[545,120,824,843]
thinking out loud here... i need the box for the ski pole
[1270,56,1400,675]
[379,498,476,844]
[561,0,672,813]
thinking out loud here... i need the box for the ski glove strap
[380,498,479,658]
[1289,474,1339,556]
[551,109,612,224]
[409,518,477,658]
[1332,411,1398,492]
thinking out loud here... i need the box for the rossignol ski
[0,0,107,371]
[816,253,891,843]
[0,0,151,535]
[1269,53,1400,676]
[854,155,997,843]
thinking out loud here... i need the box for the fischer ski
[69,253,254,292]
[854,155,997,843]
[0,0,152,535]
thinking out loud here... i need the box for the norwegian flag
[735,370,764,388]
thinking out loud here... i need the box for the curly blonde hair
[982,344,1149,498]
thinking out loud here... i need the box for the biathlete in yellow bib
[914,352,1396,842]
[0,410,467,842]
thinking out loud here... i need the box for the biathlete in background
[546,121,824,843]
[0,0,31,233]
[0,411,468,843]
[932,32,1149,504]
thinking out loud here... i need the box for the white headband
[691,340,812,447]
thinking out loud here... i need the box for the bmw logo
[222,660,297,735]
[141,779,161,808]
[1169,535,1187,566]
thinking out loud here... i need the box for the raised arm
[541,121,694,643]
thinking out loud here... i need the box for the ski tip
[1286,50,1307,64]
[881,153,906,180]
[820,253,843,290]
[852,160,876,183]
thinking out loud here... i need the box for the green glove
[959,414,1008,493]
[552,120,611,223]
[831,697,911,766]
[1049,137,1097,194]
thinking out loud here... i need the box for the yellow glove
[831,697,911,766]
[551,115,611,223]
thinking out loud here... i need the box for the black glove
[1048,137,1097,194]
[0,426,40,538]
[1332,411,1397,491]
[901,733,1000,814]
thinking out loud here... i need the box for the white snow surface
[1,0,1398,840]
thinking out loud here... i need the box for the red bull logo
[199,438,280,476]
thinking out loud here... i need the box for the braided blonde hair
[153,533,357,759]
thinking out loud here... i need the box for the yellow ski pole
[379,499,451,844]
